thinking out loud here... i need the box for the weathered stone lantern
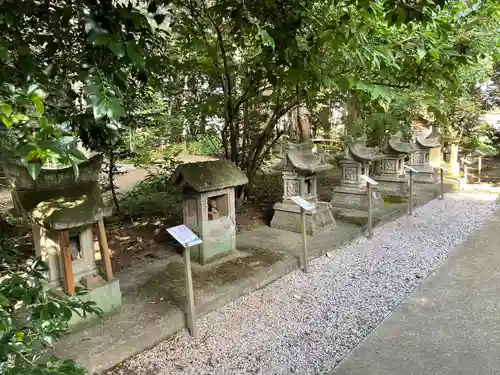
[331,135,385,212]
[270,140,336,235]
[442,136,460,177]
[172,160,248,264]
[408,132,441,183]
[1,154,120,325]
[375,133,417,196]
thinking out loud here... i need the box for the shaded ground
[2,156,499,274]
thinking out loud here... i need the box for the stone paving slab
[55,186,443,373]
[330,206,500,375]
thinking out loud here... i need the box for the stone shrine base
[52,277,122,330]
[375,174,412,197]
[270,201,336,235]
[331,186,385,212]
[55,184,449,374]
[410,166,437,184]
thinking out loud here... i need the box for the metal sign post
[167,224,203,338]
[439,166,447,200]
[404,165,418,216]
[360,175,378,239]
[290,195,315,273]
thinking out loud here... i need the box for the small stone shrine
[1,154,120,326]
[173,160,248,264]
[331,135,385,212]
[375,132,417,196]
[270,140,336,235]
[408,131,441,183]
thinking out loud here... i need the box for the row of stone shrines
[270,131,448,235]
[0,130,456,327]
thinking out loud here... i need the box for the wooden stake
[97,218,113,281]
[59,230,75,295]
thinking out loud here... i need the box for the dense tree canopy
[0,0,499,178]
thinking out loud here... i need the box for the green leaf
[0,114,12,127]
[67,148,88,161]
[109,41,125,58]
[0,293,9,306]
[126,42,146,70]
[32,96,45,115]
[0,103,12,117]
[27,163,42,180]
[69,157,80,181]
[257,26,275,49]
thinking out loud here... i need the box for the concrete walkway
[331,208,500,375]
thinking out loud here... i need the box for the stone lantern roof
[1,154,110,230]
[173,160,248,193]
[348,135,385,162]
[275,140,332,173]
[415,133,440,149]
[386,133,417,154]
[2,154,111,230]
[16,182,110,230]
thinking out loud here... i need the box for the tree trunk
[108,151,121,214]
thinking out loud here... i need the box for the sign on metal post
[360,175,378,239]
[404,165,418,216]
[167,224,201,337]
[291,195,315,273]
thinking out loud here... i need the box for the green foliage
[0,0,168,174]
[188,135,223,157]
[0,235,101,375]
[119,170,183,223]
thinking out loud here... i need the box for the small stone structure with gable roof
[173,160,248,264]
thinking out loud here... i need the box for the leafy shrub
[119,170,183,223]
[188,134,223,157]
[0,235,100,375]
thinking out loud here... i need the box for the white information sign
[439,164,448,171]
[167,225,203,248]
[291,196,315,211]
[360,175,378,185]
[404,165,418,173]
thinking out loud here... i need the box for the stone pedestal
[449,142,460,177]
[331,159,384,212]
[429,146,442,168]
[271,172,335,235]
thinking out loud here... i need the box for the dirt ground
[2,156,499,274]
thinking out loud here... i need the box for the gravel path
[107,192,499,375]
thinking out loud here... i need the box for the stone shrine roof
[415,133,440,148]
[387,133,417,154]
[348,135,385,162]
[1,154,102,191]
[14,182,110,230]
[276,141,332,173]
[173,160,248,193]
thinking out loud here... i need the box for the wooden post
[97,218,113,281]
[183,247,197,337]
[59,230,75,295]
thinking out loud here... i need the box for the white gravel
[111,192,499,375]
